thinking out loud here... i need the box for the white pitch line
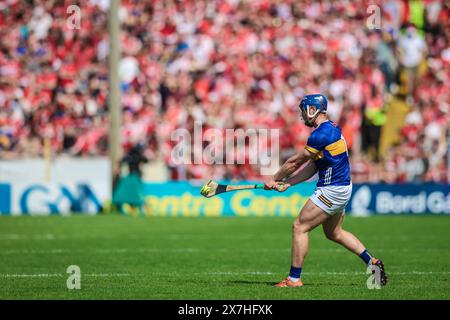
[205,272,276,275]
[204,271,450,276]
[1,271,448,278]
[0,273,137,278]
[83,273,136,277]
[0,233,445,242]
[0,248,204,254]
[0,273,63,278]
[0,247,446,255]
[0,234,115,240]
[0,248,348,255]
[303,271,450,276]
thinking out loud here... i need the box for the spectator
[397,24,427,97]
[0,0,448,184]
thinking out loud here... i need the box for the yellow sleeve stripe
[325,139,347,156]
[314,152,324,160]
[305,145,319,154]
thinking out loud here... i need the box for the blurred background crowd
[0,0,448,183]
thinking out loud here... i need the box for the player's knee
[324,229,342,242]
[292,220,309,234]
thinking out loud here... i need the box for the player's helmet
[299,94,328,127]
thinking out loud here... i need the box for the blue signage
[348,183,450,215]
[0,183,11,214]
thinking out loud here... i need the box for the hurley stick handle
[225,183,265,192]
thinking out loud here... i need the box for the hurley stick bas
[200,179,267,198]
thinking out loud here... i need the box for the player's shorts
[310,184,353,215]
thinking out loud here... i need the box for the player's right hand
[274,182,290,192]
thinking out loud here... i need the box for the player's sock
[359,249,373,265]
[288,266,302,282]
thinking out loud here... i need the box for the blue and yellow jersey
[305,121,351,187]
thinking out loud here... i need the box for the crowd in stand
[0,0,448,183]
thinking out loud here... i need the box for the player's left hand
[263,177,277,190]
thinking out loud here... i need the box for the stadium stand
[0,0,448,183]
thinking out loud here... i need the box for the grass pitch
[0,215,449,299]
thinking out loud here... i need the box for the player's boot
[274,278,304,287]
[370,258,388,286]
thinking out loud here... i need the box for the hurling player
[265,94,388,287]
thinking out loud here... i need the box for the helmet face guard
[299,94,328,127]
[301,105,321,127]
